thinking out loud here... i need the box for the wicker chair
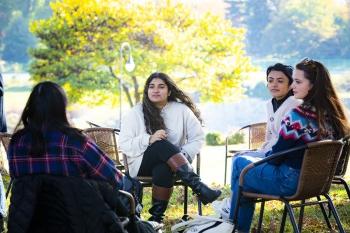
[82,127,124,171]
[123,153,202,219]
[0,132,11,153]
[224,122,267,184]
[232,140,345,233]
[332,135,350,199]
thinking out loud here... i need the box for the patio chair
[224,122,266,184]
[0,132,11,153]
[123,152,203,219]
[82,127,124,171]
[332,135,350,199]
[232,140,345,233]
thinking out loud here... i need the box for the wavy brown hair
[142,72,202,134]
[296,58,349,138]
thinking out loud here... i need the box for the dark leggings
[138,140,180,188]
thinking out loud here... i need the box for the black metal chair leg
[5,178,13,198]
[338,177,350,199]
[182,185,189,220]
[324,194,345,233]
[298,200,305,231]
[279,205,288,233]
[317,196,332,230]
[198,199,202,216]
[257,201,265,233]
[284,202,300,233]
[224,157,228,185]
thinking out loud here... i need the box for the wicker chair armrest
[238,144,307,186]
[86,121,120,134]
[229,149,256,154]
[342,135,350,142]
[86,121,102,128]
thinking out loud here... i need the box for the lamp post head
[125,55,135,72]
[120,42,135,73]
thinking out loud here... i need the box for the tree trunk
[131,75,140,103]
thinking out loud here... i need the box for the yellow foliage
[30,0,254,106]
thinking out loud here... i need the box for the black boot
[148,185,172,223]
[167,154,221,205]
[148,199,168,223]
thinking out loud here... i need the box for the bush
[227,132,244,145]
[205,132,223,146]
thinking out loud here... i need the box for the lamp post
[119,42,135,130]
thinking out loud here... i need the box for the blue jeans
[229,155,299,232]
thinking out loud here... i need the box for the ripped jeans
[229,155,299,232]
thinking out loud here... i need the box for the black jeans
[138,140,180,188]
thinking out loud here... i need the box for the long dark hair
[296,58,349,138]
[142,72,202,134]
[12,81,83,155]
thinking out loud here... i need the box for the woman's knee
[148,140,180,160]
[231,156,255,182]
[150,140,177,151]
[233,156,252,172]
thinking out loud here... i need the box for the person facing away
[8,81,123,187]
[229,58,350,233]
[119,72,221,223]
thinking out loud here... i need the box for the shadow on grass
[140,184,350,233]
[2,172,349,233]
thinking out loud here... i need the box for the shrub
[227,132,244,145]
[205,132,223,145]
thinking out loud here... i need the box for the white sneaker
[211,197,231,220]
[146,220,164,232]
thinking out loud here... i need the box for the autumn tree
[29,0,254,107]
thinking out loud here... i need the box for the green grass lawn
[1,172,349,232]
[140,184,350,233]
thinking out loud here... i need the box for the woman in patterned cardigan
[229,58,350,233]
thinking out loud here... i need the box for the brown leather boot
[167,153,221,205]
[148,185,173,223]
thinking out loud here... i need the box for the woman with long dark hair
[119,72,221,223]
[229,58,350,233]
[8,81,123,187]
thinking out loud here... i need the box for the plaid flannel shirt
[8,130,123,189]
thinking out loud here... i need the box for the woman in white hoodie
[119,72,221,223]
[216,64,301,220]
[259,63,302,153]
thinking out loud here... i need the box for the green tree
[226,0,350,58]
[0,0,18,50]
[225,0,271,56]
[2,13,36,63]
[29,0,254,106]
[1,0,52,64]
